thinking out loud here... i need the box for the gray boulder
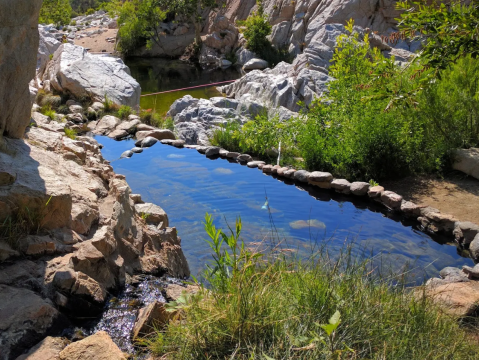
[243,58,269,71]
[294,170,310,183]
[141,136,158,148]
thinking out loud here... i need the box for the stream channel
[87,59,474,354]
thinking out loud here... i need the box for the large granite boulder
[43,44,141,108]
[0,0,43,138]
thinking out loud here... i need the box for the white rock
[43,43,141,108]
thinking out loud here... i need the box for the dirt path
[382,172,479,224]
[74,27,118,54]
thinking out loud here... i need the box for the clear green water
[125,58,241,116]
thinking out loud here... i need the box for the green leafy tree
[397,0,479,74]
[39,0,72,25]
[115,0,166,54]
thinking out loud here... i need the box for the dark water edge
[125,58,241,115]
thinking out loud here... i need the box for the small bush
[85,8,95,15]
[140,109,163,127]
[57,104,70,115]
[103,95,120,114]
[40,105,56,120]
[70,20,77,26]
[64,127,77,140]
[164,117,175,131]
[240,11,272,56]
[118,105,133,120]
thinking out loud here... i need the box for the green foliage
[212,20,479,181]
[239,3,291,66]
[117,105,133,119]
[85,8,95,15]
[40,105,57,120]
[112,0,222,53]
[70,0,110,13]
[57,104,70,115]
[139,109,175,130]
[114,0,166,54]
[103,94,120,113]
[147,214,479,359]
[70,20,77,26]
[39,0,72,25]
[240,10,272,56]
[64,127,78,140]
[398,1,479,74]
[211,113,297,164]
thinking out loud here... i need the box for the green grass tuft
[64,127,77,140]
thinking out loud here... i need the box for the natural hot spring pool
[125,58,241,116]
[96,136,473,281]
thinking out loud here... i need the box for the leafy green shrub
[39,0,72,25]
[70,20,77,26]
[213,20,479,181]
[239,4,291,66]
[85,8,95,15]
[147,213,479,359]
[64,127,77,140]
[117,105,133,119]
[240,11,272,56]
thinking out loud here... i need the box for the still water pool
[126,58,241,116]
[96,136,473,280]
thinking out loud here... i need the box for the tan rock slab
[16,336,68,360]
[59,331,126,360]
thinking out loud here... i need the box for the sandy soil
[74,27,118,54]
[382,172,479,224]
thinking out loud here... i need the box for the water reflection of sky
[97,136,473,281]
